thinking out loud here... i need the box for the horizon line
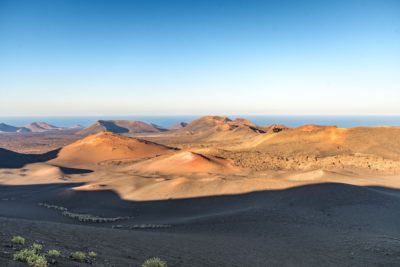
[1,114,400,118]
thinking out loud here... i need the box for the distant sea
[1,116,400,128]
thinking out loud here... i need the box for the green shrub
[11,235,25,245]
[88,251,97,258]
[142,257,168,267]
[70,251,86,262]
[31,243,43,253]
[47,249,61,258]
[13,249,48,267]
[26,254,48,267]
[14,249,36,262]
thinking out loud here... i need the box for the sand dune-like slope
[49,131,175,168]
[340,127,400,159]
[2,117,400,202]
[73,167,400,201]
[78,120,165,135]
[243,125,400,158]
[235,125,348,154]
[219,125,400,172]
[129,151,239,174]
[75,173,254,201]
[0,163,66,185]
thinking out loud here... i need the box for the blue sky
[0,0,399,116]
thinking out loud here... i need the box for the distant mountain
[164,116,267,142]
[171,122,188,130]
[150,123,168,132]
[69,124,84,130]
[178,116,265,135]
[23,122,63,132]
[78,120,166,136]
[261,124,289,133]
[167,116,266,142]
[0,123,21,133]
[0,121,71,134]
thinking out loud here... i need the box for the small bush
[47,249,61,258]
[70,251,86,262]
[31,243,43,253]
[14,249,48,267]
[14,249,36,262]
[11,235,25,245]
[142,257,168,267]
[88,251,97,258]
[26,254,48,267]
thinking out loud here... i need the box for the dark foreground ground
[1,183,400,266]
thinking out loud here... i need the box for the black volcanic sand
[1,183,400,266]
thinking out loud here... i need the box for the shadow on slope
[0,148,60,168]
[1,182,400,230]
[57,166,93,174]
[1,182,400,267]
[0,148,93,174]
[98,120,130,133]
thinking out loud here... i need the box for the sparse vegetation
[130,224,171,229]
[88,251,97,258]
[70,251,86,262]
[39,202,131,223]
[11,235,26,245]
[10,234,99,266]
[142,257,168,267]
[14,248,48,267]
[14,249,36,261]
[26,254,48,267]
[112,224,171,230]
[47,249,61,258]
[31,243,43,253]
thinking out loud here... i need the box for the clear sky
[0,0,399,116]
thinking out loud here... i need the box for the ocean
[1,115,400,128]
